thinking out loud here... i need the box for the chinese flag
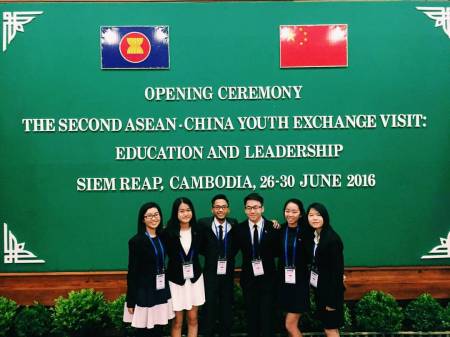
[280,24,348,68]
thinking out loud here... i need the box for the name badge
[183,263,194,279]
[285,267,296,284]
[252,259,264,276]
[310,271,319,288]
[156,273,165,290]
[217,259,227,275]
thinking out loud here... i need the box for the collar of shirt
[314,230,320,245]
[211,218,231,237]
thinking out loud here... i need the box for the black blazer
[126,233,166,308]
[198,216,238,278]
[162,225,203,285]
[277,223,309,281]
[306,225,345,309]
[234,218,280,288]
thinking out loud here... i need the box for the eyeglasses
[144,213,160,219]
[245,206,262,211]
[213,205,228,210]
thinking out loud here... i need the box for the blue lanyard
[145,232,165,273]
[179,248,194,264]
[250,222,265,259]
[214,221,228,258]
[284,226,299,267]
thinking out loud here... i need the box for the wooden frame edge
[1,266,449,305]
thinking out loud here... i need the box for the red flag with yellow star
[280,24,348,68]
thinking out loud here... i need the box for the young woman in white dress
[163,197,205,337]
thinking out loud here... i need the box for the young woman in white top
[163,197,205,337]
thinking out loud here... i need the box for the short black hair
[211,194,229,207]
[244,192,264,206]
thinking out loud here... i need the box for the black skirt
[317,306,344,329]
[135,278,172,307]
[278,278,310,313]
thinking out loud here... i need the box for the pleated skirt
[123,299,175,329]
[169,274,205,311]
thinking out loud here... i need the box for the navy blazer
[198,216,238,279]
[126,233,166,308]
[277,223,309,281]
[162,225,204,285]
[234,218,280,288]
[306,225,345,309]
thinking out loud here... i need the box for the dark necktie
[218,225,224,256]
[218,225,223,242]
[253,224,259,257]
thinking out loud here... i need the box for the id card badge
[217,259,227,275]
[252,259,264,276]
[285,267,296,284]
[310,271,319,288]
[156,273,165,290]
[183,263,194,279]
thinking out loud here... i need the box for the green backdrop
[1,1,449,272]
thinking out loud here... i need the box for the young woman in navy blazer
[277,198,310,337]
[163,197,205,337]
[124,202,174,337]
[306,202,345,337]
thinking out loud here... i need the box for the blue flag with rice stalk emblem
[101,26,169,69]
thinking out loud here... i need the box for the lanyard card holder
[156,273,165,290]
[183,262,194,280]
[217,259,227,275]
[252,259,264,276]
[285,267,296,284]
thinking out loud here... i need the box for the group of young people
[123,193,345,337]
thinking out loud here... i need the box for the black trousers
[242,279,275,337]
[202,273,234,337]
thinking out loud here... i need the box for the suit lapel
[177,230,191,259]
[141,233,152,250]
[315,228,329,258]
[260,219,270,247]
[242,222,252,251]
[209,217,218,239]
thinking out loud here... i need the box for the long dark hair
[166,197,197,235]
[283,198,306,227]
[306,202,330,230]
[137,202,163,235]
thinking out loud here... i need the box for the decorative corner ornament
[2,11,43,52]
[416,7,450,39]
[421,231,450,259]
[3,222,45,264]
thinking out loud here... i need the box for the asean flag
[101,26,169,69]
[280,24,348,68]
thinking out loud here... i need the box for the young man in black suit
[198,194,238,337]
[234,193,280,337]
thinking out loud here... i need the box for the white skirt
[123,299,175,329]
[169,274,205,311]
